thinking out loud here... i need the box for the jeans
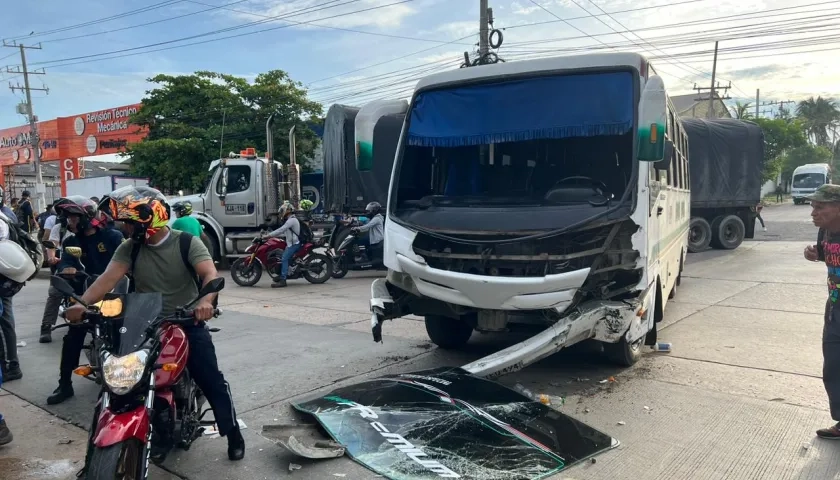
[281,243,301,279]
[184,324,238,436]
[823,300,840,421]
[57,326,89,387]
[0,297,17,370]
[756,214,765,228]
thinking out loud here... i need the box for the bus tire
[424,315,473,350]
[603,335,643,367]
[687,217,712,253]
[716,215,745,250]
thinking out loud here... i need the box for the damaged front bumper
[370,278,655,378]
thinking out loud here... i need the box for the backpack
[296,219,313,244]
[128,232,217,307]
[1,213,42,281]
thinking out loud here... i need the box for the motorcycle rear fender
[93,405,150,448]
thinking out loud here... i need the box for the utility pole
[479,0,490,57]
[755,89,760,119]
[4,41,48,212]
[707,41,718,119]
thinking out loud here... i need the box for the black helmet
[172,201,193,217]
[365,201,381,216]
[54,196,99,232]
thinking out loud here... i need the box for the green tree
[796,96,840,148]
[753,117,808,183]
[732,101,753,119]
[124,70,321,192]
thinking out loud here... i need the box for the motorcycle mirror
[50,276,90,307]
[65,246,83,258]
[185,277,226,308]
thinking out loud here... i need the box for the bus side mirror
[655,140,674,171]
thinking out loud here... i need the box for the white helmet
[278,201,294,218]
[0,239,36,296]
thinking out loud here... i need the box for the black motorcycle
[329,227,385,279]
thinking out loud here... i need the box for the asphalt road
[751,200,818,242]
[1,201,837,480]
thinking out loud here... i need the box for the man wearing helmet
[171,201,213,252]
[45,196,125,404]
[352,201,385,265]
[265,201,301,288]
[65,186,245,462]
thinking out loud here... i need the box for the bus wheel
[603,335,643,366]
[687,217,712,253]
[716,215,745,250]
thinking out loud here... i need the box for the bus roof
[414,52,650,92]
[793,163,831,174]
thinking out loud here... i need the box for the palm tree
[796,96,840,147]
[733,101,753,119]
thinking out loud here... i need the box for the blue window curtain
[407,71,634,148]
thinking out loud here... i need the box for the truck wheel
[424,315,473,350]
[603,336,643,367]
[687,217,712,253]
[709,216,724,249]
[716,215,745,250]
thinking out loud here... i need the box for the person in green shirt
[171,202,214,254]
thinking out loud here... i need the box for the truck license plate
[225,204,247,215]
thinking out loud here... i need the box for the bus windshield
[793,172,826,189]
[393,71,636,215]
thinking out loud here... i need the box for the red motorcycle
[49,275,225,480]
[230,235,331,286]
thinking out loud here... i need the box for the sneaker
[763,227,767,232]
[227,427,245,461]
[271,278,287,288]
[816,424,840,439]
[39,327,52,343]
[47,385,75,405]
[3,363,22,382]
[0,419,12,446]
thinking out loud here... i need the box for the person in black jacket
[46,197,124,405]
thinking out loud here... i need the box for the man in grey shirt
[266,202,301,288]
[352,202,384,265]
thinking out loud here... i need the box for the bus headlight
[102,350,149,395]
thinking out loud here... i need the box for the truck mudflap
[371,278,656,379]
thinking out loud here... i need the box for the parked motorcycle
[50,275,226,480]
[230,234,332,286]
[329,229,385,279]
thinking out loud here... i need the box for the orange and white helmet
[98,186,170,243]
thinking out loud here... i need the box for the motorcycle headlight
[102,350,149,395]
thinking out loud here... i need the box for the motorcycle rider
[352,201,385,265]
[64,186,245,462]
[171,201,212,252]
[46,197,124,404]
[266,201,300,288]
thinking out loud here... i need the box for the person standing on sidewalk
[776,184,784,203]
[803,184,840,439]
[17,190,37,240]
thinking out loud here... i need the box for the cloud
[225,0,416,29]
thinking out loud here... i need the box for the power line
[19,0,414,72]
[185,0,471,46]
[3,0,185,41]
[40,0,251,44]
[27,0,363,67]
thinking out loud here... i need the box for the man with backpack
[266,202,306,288]
[64,186,245,462]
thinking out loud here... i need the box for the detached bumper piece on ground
[279,367,617,480]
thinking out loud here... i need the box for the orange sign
[0,120,60,166]
[59,158,85,196]
[56,103,146,158]
[0,103,147,169]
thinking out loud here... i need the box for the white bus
[370,52,690,378]
[792,163,831,204]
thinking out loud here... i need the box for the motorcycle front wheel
[230,258,263,287]
[87,439,145,480]
[303,253,332,284]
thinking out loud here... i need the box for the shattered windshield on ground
[293,367,618,480]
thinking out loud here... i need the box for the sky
[0,0,837,131]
